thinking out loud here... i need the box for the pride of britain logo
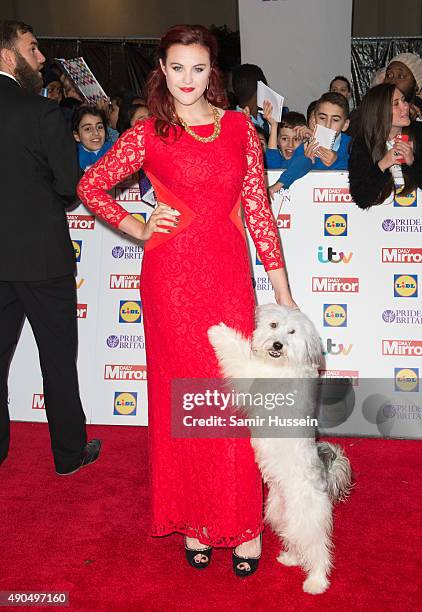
[112,245,143,260]
[382,218,422,232]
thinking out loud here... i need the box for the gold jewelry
[178,103,221,143]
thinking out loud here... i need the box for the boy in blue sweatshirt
[72,105,113,171]
[268,92,351,199]
[263,103,307,170]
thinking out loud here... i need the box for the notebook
[257,81,284,123]
[313,124,337,150]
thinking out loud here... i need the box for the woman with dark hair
[348,83,422,209]
[77,24,296,576]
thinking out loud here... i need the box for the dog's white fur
[208,304,352,594]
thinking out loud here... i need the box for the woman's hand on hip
[142,203,181,241]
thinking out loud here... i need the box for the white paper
[257,81,284,123]
[313,124,337,150]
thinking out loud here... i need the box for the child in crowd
[329,75,352,104]
[72,105,113,171]
[116,99,149,134]
[255,126,268,158]
[232,63,270,136]
[268,92,351,198]
[263,102,306,169]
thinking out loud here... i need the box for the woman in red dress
[77,25,297,576]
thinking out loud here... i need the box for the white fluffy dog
[208,304,352,594]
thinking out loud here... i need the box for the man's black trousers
[0,275,87,471]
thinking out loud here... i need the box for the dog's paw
[207,323,227,344]
[303,574,329,595]
[277,550,300,567]
[207,323,235,346]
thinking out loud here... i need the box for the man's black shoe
[56,439,102,476]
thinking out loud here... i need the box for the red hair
[146,24,228,139]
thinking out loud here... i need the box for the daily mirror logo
[67,214,95,230]
[313,188,353,203]
[77,304,88,319]
[382,340,422,356]
[382,248,422,264]
[277,214,291,229]
[32,394,44,409]
[110,275,140,290]
[104,365,147,380]
[312,277,359,293]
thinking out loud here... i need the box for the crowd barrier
[9,170,422,438]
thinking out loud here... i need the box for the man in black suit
[0,20,101,474]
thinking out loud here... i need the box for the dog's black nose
[272,341,283,351]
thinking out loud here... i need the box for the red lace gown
[77,111,284,547]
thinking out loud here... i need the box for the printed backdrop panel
[8,172,422,437]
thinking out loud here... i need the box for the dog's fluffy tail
[317,441,353,503]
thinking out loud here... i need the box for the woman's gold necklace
[178,103,221,143]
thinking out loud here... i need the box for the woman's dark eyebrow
[170,62,207,67]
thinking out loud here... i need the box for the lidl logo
[324,214,348,236]
[323,304,348,327]
[72,240,82,262]
[114,391,137,415]
[256,251,263,266]
[394,274,418,298]
[132,212,146,224]
[119,300,142,323]
[394,368,419,392]
[393,190,417,207]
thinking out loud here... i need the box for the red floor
[0,422,420,611]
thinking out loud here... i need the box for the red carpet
[0,423,420,611]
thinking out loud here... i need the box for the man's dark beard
[14,51,43,94]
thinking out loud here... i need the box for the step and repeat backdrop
[8,170,422,438]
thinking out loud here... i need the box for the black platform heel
[184,537,213,569]
[232,535,262,577]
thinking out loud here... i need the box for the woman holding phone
[348,83,422,209]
